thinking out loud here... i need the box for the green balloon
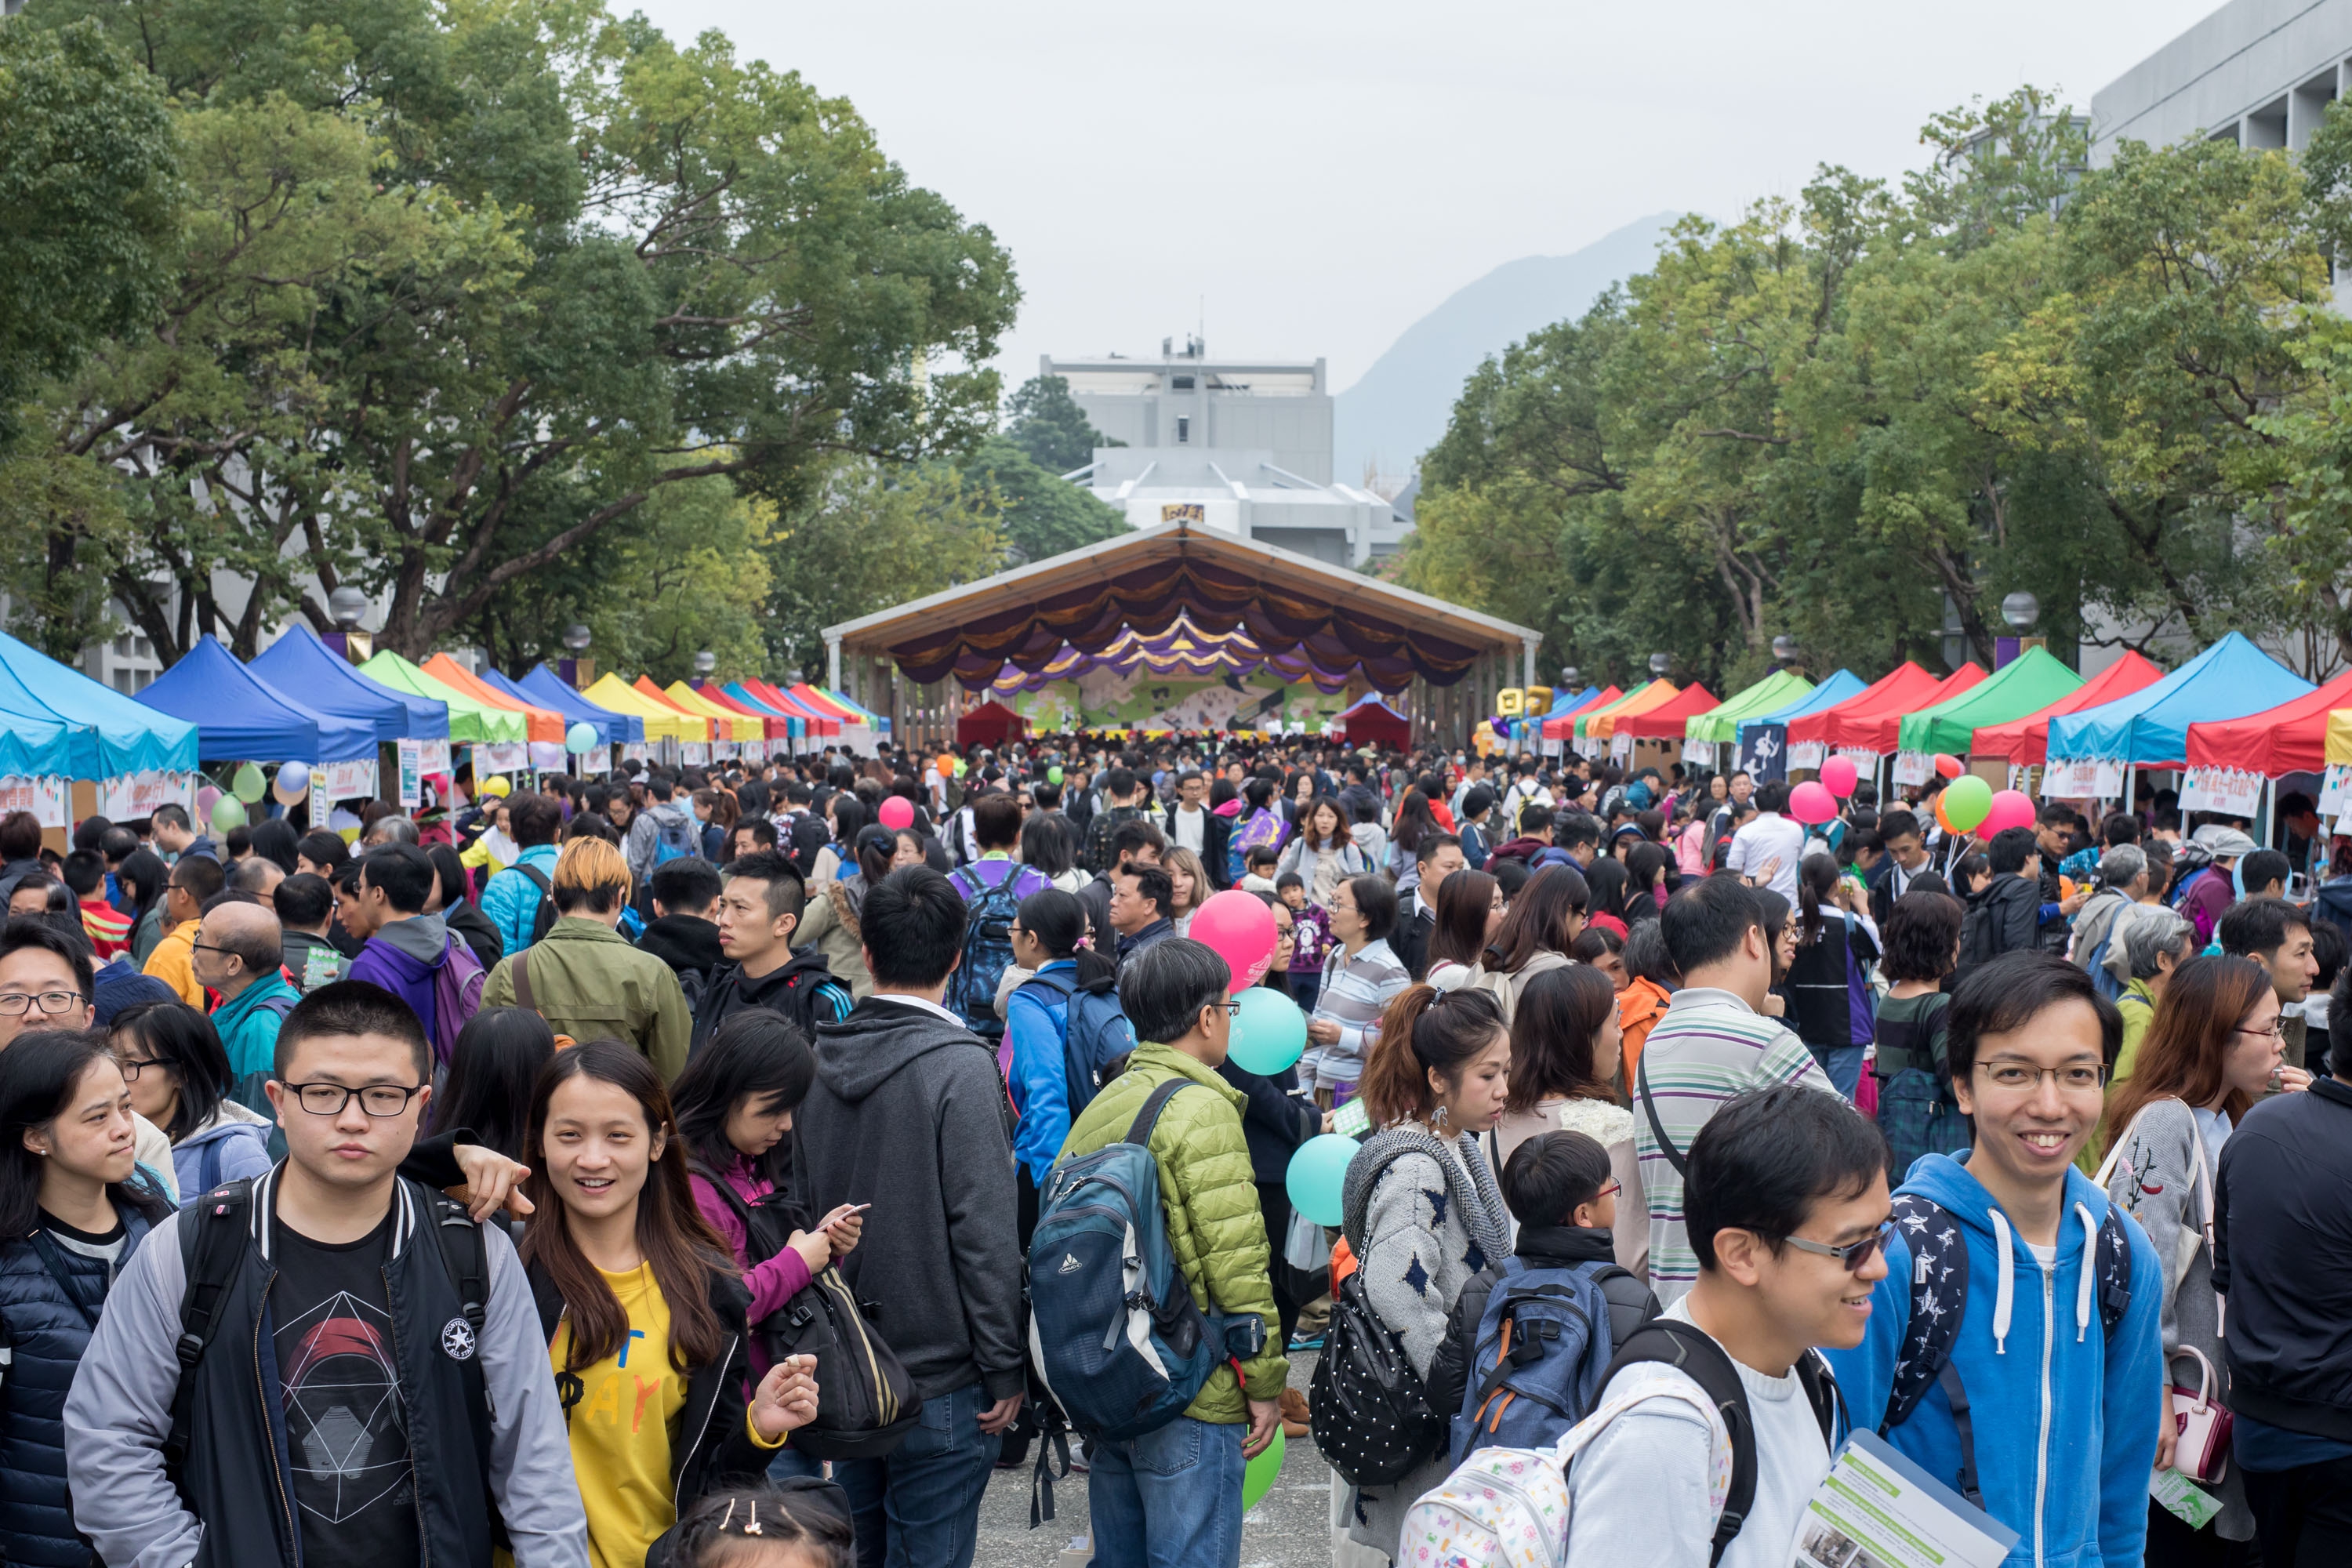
[210,794,249,833]
[231,762,267,804]
[1047,765,1065,785]
[1242,1426,1284,1512]
[1943,774,1993,833]
[1229,987,1307,1076]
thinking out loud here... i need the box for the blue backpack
[1449,1258,1624,1462]
[946,860,1033,1040]
[1015,967,1136,1119]
[1028,1079,1260,1442]
[654,809,699,866]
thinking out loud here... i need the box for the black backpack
[1309,1264,1447,1486]
[1878,1191,2132,1507]
[1598,1318,1846,1565]
[515,862,558,945]
[688,1161,923,1462]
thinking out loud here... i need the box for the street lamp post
[325,586,372,662]
[2001,591,2044,665]
[1648,652,1671,678]
[561,624,593,688]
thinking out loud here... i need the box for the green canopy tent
[1684,669,1814,747]
[357,651,527,745]
[1895,646,2083,760]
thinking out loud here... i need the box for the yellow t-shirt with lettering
[554,1262,691,1568]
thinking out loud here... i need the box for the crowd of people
[0,733,2345,1568]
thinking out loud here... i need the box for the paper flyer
[2150,1468,2222,1530]
[1791,1429,2019,1568]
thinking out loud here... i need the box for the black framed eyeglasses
[111,1054,167,1081]
[285,1081,426,1117]
[0,990,83,1018]
[1781,1218,1896,1272]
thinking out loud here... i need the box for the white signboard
[316,758,379,803]
[713,740,739,760]
[1892,751,1933,787]
[622,743,652,765]
[1788,740,1828,771]
[0,775,70,829]
[477,741,528,775]
[2041,757,2125,799]
[1834,746,1881,771]
[395,742,423,808]
[681,742,710,765]
[416,740,452,778]
[1609,732,1633,762]
[1539,737,1563,757]
[2181,765,2265,818]
[528,741,567,773]
[1682,741,1719,769]
[96,769,196,823]
[2319,763,2352,818]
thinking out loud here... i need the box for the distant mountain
[1334,212,1681,485]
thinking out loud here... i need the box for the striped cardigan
[1305,937,1409,1091]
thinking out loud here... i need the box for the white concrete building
[1046,339,1412,568]
[2092,0,2352,164]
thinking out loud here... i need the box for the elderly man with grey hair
[2067,843,2149,982]
[361,812,422,848]
[2111,906,2197,1083]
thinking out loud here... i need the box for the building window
[1171,376,1196,390]
[1176,416,1190,443]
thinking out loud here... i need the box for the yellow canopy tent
[582,673,705,742]
[663,681,761,743]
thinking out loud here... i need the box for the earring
[1432,1105,1450,1133]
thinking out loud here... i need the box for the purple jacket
[690,1158,812,1374]
[346,913,452,1040]
[2180,866,2234,946]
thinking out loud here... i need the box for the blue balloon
[564,720,600,754]
[1285,1133,1358,1229]
[1228,987,1307,1076]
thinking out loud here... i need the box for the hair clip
[720,1501,736,1533]
[745,1503,762,1536]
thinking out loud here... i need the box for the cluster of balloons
[272,760,310,808]
[1790,755,1864,825]
[1936,774,2034,837]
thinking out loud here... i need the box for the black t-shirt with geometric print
[268,1207,422,1568]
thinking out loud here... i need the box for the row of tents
[1517,631,2352,797]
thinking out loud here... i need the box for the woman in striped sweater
[1302,874,1410,1107]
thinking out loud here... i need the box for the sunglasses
[1780,1218,1896,1272]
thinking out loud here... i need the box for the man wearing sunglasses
[1563,1084,1887,1568]
[1825,951,2162,1568]
[67,979,590,1568]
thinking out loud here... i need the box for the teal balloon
[1242,1426,1283,1511]
[1228,987,1307,1076]
[1284,1133,1356,1229]
[564,721,599,754]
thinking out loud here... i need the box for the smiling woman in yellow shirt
[519,1040,820,1568]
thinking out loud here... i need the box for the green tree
[956,435,1125,564]
[1003,373,1120,473]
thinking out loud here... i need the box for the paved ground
[972,1352,1338,1568]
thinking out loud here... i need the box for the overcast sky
[630,0,2223,394]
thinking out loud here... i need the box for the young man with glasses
[0,916,181,1194]
[1563,1084,1887,1568]
[67,979,588,1568]
[1825,950,2162,1568]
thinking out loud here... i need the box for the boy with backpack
[1823,951,2161,1568]
[1429,1130,1660,1464]
[1036,938,1284,1567]
[945,792,1054,1043]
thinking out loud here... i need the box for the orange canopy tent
[420,654,564,745]
[1614,684,1722,741]
[1588,681,1682,740]
[632,677,715,740]
[1541,686,1623,740]
[1970,652,2164,765]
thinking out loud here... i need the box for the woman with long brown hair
[1424,867,1503,993]
[1490,964,1646,1276]
[1467,862,1589,1024]
[521,1039,825,1568]
[2097,956,2311,1565]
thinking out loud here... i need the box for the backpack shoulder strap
[1123,1076,1196,1148]
[511,946,535,1014]
[1635,1047,1687,1178]
[2095,1206,2134,1338]
[169,1178,258,1470]
[515,863,553,897]
[1592,1265,1661,1352]
[1882,1192,1982,1505]
[1793,1348,1849,1451]
[686,1159,756,1229]
[1599,1318,1755,1566]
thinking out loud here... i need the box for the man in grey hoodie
[626,774,698,899]
[790,865,1025,1568]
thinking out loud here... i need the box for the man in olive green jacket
[481,888,692,1082]
[1055,938,1286,1565]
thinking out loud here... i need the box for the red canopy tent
[1335,695,1410,750]
[1808,664,1985,752]
[1970,652,2163,764]
[1614,684,1721,741]
[1540,686,1622,740]
[1787,663,1937,747]
[695,683,793,741]
[956,699,1027,750]
[2183,666,2352,777]
[741,678,839,736]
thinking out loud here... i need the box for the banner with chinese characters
[96,769,196,823]
[2319,764,2352,818]
[316,758,379,803]
[1892,752,1933,787]
[1834,747,1881,775]
[2040,757,2125,799]
[0,775,70,829]
[477,742,528,775]
[1682,741,1719,769]
[1787,740,1827,772]
[2180,766,2265,818]
[713,741,739,760]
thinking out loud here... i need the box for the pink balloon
[1189,889,1279,989]
[1983,789,2036,835]
[877,795,915,831]
[1789,781,1838,826]
[1819,757,1858,798]
[195,785,220,816]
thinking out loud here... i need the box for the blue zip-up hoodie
[1005,959,1077,1187]
[479,843,562,956]
[1824,1152,2163,1568]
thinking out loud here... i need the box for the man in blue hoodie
[1827,950,2162,1568]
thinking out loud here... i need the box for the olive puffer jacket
[1056,1041,1289,1424]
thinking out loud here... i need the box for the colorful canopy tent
[824,688,885,728]
[2183,667,2352,777]
[1574,681,1658,741]
[581,674,704,742]
[740,679,840,736]
[1896,648,2082,759]
[136,636,377,763]
[499,666,644,746]
[0,628,199,780]
[721,684,808,740]
[785,683,877,752]
[2047,633,2311,769]
[1684,670,1812,746]
[1336,695,1411,750]
[1616,684,1722,742]
[1969,652,2164,765]
[622,678,715,740]
[1591,682,1687,741]
[693,684,793,741]
[661,681,761,743]
[252,624,445,743]
[421,655,564,746]
[1541,686,1622,740]
[1804,664,1985,752]
[2325,710,2352,768]
[1737,669,1868,742]
[358,652,527,745]
[956,700,1027,750]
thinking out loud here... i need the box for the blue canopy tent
[722,682,804,743]
[1732,668,1867,782]
[0,699,78,780]
[252,623,448,742]
[2046,632,2311,770]
[1523,684,1598,746]
[136,635,378,762]
[512,665,644,745]
[0,628,198,779]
